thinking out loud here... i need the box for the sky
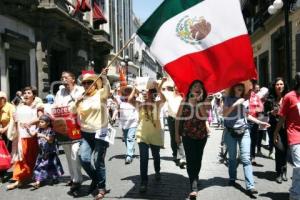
[133,0,163,22]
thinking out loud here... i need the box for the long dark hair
[146,88,157,102]
[185,80,207,102]
[228,83,245,98]
[269,77,289,99]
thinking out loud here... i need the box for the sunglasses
[166,86,174,91]
[82,80,94,85]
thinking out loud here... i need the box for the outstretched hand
[260,122,270,129]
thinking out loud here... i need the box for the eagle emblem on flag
[176,16,211,45]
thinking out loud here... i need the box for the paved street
[0,125,293,200]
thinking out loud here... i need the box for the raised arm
[100,68,111,100]
[127,86,140,108]
[156,77,167,105]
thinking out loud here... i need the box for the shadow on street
[259,192,289,200]
[253,171,277,182]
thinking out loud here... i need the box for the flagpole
[82,34,136,96]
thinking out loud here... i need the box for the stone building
[132,15,162,80]
[0,0,112,99]
[243,0,300,87]
[102,0,139,85]
[102,0,161,87]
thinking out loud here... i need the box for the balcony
[245,6,271,34]
[91,29,113,54]
[37,0,89,28]
[0,0,112,56]
[0,0,39,16]
[243,0,276,35]
[1,0,39,6]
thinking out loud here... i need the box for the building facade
[101,0,138,85]
[132,15,161,80]
[243,0,300,87]
[102,0,161,87]
[0,0,112,99]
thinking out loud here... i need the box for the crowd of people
[0,69,299,200]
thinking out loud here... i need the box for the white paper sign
[95,127,116,144]
[135,77,155,91]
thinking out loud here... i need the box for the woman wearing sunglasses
[127,78,166,193]
[223,83,270,196]
[72,68,111,200]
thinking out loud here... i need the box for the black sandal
[31,182,41,190]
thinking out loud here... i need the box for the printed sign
[135,77,155,91]
[95,126,116,144]
[52,106,81,140]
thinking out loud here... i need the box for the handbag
[0,139,12,170]
[227,126,246,138]
[7,118,17,141]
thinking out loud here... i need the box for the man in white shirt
[54,71,84,196]
[162,82,186,168]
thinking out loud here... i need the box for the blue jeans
[122,127,136,158]
[138,142,160,183]
[79,131,109,189]
[290,167,300,200]
[291,144,300,167]
[224,128,255,190]
[290,143,300,199]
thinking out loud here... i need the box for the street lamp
[120,55,134,82]
[268,0,291,81]
[268,0,285,13]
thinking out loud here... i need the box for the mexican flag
[137,0,257,95]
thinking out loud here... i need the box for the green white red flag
[137,0,257,94]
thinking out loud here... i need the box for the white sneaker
[179,159,186,164]
[179,159,186,169]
